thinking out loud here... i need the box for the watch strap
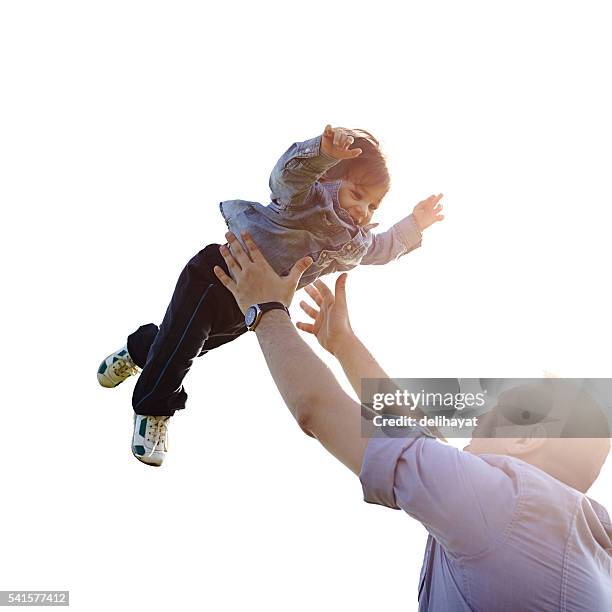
[247,302,290,331]
[258,302,290,318]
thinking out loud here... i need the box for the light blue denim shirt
[360,435,612,611]
[219,134,422,289]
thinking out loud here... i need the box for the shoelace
[145,416,169,455]
[112,357,139,379]
[156,417,168,451]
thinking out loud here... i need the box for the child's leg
[131,243,246,417]
[126,324,159,369]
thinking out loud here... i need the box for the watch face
[245,306,258,328]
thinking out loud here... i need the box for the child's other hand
[320,124,363,160]
[413,194,445,232]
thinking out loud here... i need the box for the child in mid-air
[97,124,444,466]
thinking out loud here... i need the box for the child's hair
[322,128,390,193]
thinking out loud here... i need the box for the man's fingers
[225,232,251,267]
[296,321,315,334]
[313,279,334,303]
[213,265,236,292]
[300,300,319,320]
[287,256,313,286]
[219,243,241,274]
[242,231,270,267]
[304,284,323,306]
[334,273,348,309]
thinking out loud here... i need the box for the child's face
[337,180,387,227]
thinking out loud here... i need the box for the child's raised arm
[269,125,362,210]
[360,194,444,265]
[360,214,422,265]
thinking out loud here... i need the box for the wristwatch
[245,302,290,331]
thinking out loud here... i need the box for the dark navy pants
[127,244,247,416]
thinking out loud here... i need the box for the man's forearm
[256,310,367,474]
[333,333,389,401]
[334,330,443,437]
[255,310,347,430]
[254,310,368,473]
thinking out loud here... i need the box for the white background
[1,1,611,610]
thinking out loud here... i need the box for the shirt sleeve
[359,436,520,559]
[359,214,422,266]
[268,135,340,210]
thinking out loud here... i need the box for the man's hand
[320,124,363,160]
[297,274,355,357]
[214,232,313,313]
[413,193,445,232]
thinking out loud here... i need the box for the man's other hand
[297,274,355,357]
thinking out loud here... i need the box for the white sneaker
[97,346,140,388]
[131,414,169,467]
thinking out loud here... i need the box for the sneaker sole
[131,449,163,467]
[97,370,124,388]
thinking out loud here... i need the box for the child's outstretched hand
[413,194,445,232]
[321,124,363,159]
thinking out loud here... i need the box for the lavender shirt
[360,435,612,611]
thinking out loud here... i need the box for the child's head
[322,128,390,227]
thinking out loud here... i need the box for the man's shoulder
[480,454,578,498]
[480,454,609,533]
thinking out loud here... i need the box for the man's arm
[213,231,367,474]
[269,125,362,210]
[298,275,388,401]
[214,232,516,561]
[298,276,444,437]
